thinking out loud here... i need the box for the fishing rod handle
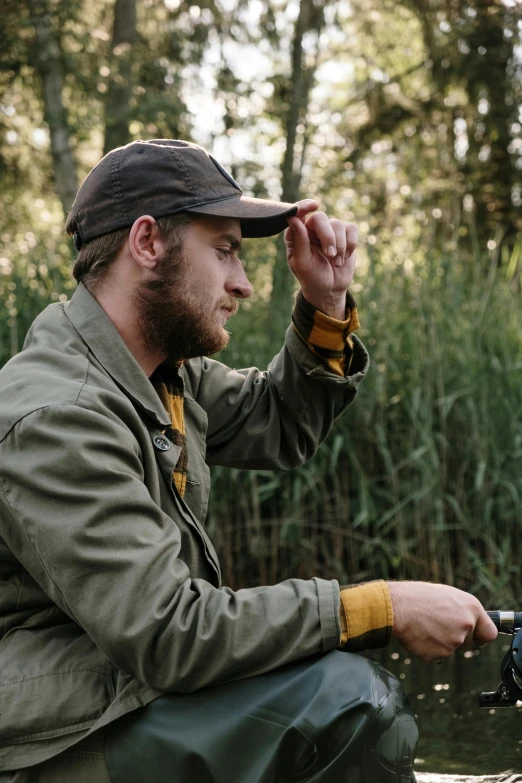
[487,611,522,633]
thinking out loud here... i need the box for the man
[0,139,496,782]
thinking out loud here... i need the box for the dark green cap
[69,139,298,249]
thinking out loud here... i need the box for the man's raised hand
[284,199,358,320]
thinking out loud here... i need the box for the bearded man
[0,140,496,782]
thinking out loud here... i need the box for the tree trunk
[461,0,516,246]
[28,0,78,216]
[103,0,137,155]
[268,0,324,344]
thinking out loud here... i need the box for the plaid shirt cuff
[291,290,360,377]
[338,581,393,652]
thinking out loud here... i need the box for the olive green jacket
[0,284,369,771]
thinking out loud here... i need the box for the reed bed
[209,241,522,606]
[1,236,521,605]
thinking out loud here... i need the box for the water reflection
[368,640,522,774]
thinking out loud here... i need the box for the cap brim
[186,195,298,238]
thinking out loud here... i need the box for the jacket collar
[64,283,171,428]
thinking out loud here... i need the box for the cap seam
[209,155,242,193]
[168,148,197,198]
[111,152,129,225]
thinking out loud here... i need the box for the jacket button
[153,434,170,451]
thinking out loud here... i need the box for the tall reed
[209,240,522,606]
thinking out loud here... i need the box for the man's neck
[94,283,165,378]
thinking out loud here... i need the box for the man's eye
[217,247,232,258]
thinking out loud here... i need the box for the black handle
[487,611,522,633]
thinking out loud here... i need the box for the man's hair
[65,212,195,292]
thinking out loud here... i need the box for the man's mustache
[217,297,239,317]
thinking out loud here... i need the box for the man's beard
[133,249,238,364]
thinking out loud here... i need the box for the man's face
[134,216,252,364]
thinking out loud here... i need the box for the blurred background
[1,0,522,770]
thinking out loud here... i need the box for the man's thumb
[286,216,310,258]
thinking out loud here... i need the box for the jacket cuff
[315,578,343,652]
[338,580,393,652]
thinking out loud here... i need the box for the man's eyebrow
[215,233,243,252]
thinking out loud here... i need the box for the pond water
[368,638,522,775]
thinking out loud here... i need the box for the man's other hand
[387,581,498,661]
[284,200,358,320]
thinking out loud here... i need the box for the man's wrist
[291,290,360,378]
[339,581,394,652]
[299,289,347,321]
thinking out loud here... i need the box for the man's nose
[226,261,253,299]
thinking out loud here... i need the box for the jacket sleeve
[189,321,369,470]
[0,403,341,693]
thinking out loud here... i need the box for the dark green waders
[105,651,418,783]
[4,651,418,783]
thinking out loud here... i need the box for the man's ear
[128,216,166,270]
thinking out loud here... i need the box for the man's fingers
[331,220,357,268]
[285,216,312,263]
[288,208,359,280]
[345,223,359,255]
[304,211,337,257]
[473,610,499,645]
[294,199,320,222]
[304,214,359,264]
[331,220,346,266]
[291,205,359,268]
[461,609,497,651]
